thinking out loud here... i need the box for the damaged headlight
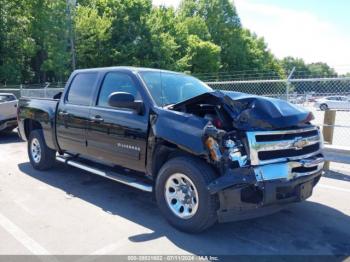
[225,139,248,167]
[204,124,248,167]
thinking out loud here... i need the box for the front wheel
[28,129,56,170]
[155,157,219,233]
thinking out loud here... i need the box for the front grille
[246,126,323,165]
[255,129,318,142]
[258,143,320,160]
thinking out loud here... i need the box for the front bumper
[208,155,324,223]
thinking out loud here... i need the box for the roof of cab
[73,66,184,75]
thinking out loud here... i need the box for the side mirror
[108,92,143,114]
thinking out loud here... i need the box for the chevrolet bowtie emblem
[292,137,308,150]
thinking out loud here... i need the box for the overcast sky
[152,0,350,74]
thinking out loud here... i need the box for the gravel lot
[0,131,349,257]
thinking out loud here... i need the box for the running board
[56,155,153,192]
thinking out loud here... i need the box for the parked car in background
[314,96,350,110]
[0,93,18,133]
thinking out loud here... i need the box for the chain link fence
[1,76,350,147]
[0,83,65,99]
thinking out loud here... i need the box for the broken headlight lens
[225,139,248,167]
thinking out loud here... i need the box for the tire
[320,104,328,111]
[28,129,56,170]
[155,156,219,233]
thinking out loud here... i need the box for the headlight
[225,139,247,167]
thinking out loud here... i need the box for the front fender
[151,108,209,155]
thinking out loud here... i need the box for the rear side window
[0,95,16,102]
[97,72,141,108]
[67,73,98,105]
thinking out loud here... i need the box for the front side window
[97,72,141,108]
[67,73,98,106]
[139,71,212,106]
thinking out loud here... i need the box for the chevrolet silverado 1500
[17,67,324,232]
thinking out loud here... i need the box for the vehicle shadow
[0,130,22,144]
[324,170,350,183]
[18,162,350,256]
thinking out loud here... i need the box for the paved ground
[0,131,349,256]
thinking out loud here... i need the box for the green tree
[108,0,153,66]
[178,0,283,76]
[308,62,337,78]
[0,0,34,84]
[145,6,179,69]
[280,56,310,77]
[178,35,221,73]
[29,0,70,83]
[75,4,113,68]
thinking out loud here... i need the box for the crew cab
[0,93,18,133]
[17,67,324,232]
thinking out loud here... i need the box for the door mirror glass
[108,92,143,114]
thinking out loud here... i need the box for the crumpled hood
[221,91,312,130]
[172,91,313,131]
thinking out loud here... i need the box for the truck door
[86,71,148,172]
[56,72,98,155]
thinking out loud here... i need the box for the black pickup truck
[18,67,324,232]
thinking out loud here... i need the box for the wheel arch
[23,119,43,139]
[149,139,205,180]
[23,118,56,150]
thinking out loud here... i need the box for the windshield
[139,71,213,106]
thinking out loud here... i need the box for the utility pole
[286,66,296,102]
[67,0,77,70]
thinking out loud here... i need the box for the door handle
[59,111,68,117]
[90,115,104,123]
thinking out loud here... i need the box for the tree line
[0,0,344,85]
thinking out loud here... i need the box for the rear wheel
[28,129,56,170]
[155,157,219,233]
[320,103,328,111]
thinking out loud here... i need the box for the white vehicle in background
[314,96,350,111]
[0,93,18,133]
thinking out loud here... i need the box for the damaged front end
[171,91,324,222]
